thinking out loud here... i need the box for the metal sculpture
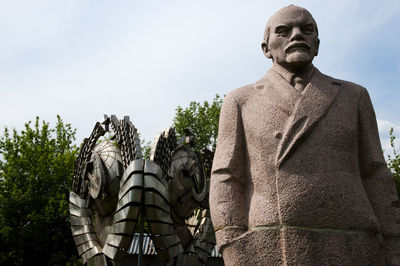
[69,115,216,265]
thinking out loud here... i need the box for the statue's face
[263,7,319,70]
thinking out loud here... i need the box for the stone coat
[210,67,400,265]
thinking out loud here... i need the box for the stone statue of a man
[210,5,400,265]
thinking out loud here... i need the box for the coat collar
[271,63,315,87]
[256,68,300,119]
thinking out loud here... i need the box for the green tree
[0,116,80,265]
[173,94,223,153]
[387,127,400,198]
[139,134,152,159]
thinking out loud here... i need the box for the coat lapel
[276,69,340,167]
[256,69,300,117]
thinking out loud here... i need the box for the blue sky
[1,0,399,155]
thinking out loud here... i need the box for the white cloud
[0,0,399,147]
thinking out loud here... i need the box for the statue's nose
[290,27,305,41]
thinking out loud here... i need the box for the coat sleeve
[209,92,249,252]
[358,88,400,264]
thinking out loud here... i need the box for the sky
[1,0,400,155]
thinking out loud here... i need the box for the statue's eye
[275,26,289,36]
[302,24,314,34]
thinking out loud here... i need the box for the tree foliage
[139,134,151,160]
[173,94,223,153]
[386,127,400,198]
[0,116,80,265]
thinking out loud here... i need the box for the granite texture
[210,5,400,266]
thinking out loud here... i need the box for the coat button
[274,131,282,139]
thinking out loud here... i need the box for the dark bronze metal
[69,116,216,265]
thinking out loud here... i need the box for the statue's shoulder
[316,69,367,94]
[224,82,258,106]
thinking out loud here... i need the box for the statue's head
[262,5,320,71]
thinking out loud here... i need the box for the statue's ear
[314,38,320,56]
[261,40,272,59]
